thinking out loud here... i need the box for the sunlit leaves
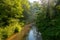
[0,0,30,40]
[56,5,60,10]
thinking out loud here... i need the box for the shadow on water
[25,25,42,40]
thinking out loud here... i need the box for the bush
[0,19,22,40]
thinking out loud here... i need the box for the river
[25,25,42,40]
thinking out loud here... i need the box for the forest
[0,0,60,40]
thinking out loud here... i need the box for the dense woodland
[36,0,60,40]
[0,0,60,40]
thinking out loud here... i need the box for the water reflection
[26,26,42,40]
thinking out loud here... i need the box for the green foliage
[0,0,30,40]
[36,0,60,40]
[0,19,22,40]
[0,0,24,27]
[22,0,30,21]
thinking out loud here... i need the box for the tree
[36,0,60,40]
[0,0,23,27]
[28,1,41,22]
[0,0,30,40]
[21,0,30,23]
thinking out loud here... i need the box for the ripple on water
[26,26,42,40]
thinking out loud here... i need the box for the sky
[29,0,39,3]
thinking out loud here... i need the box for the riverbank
[6,23,32,40]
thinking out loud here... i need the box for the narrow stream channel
[25,25,42,40]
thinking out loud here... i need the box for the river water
[25,25,42,40]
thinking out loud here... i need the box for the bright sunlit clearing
[29,0,39,3]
